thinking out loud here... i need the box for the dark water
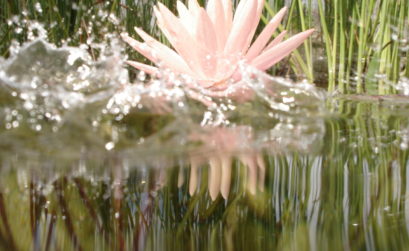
[1,41,409,251]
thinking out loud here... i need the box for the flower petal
[121,33,156,62]
[251,29,314,70]
[196,8,218,53]
[206,0,227,50]
[188,0,201,15]
[126,60,158,75]
[196,8,218,77]
[177,1,196,36]
[221,0,232,33]
[224,0,258,54]
[246,7,287,60]
[241,0,265,54]
[264,30,287,51]
[155,3,207,78]
[134,27,194,75]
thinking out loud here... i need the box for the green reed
[0,0,155,63]
[316,0,408,94]
[264,0,409,94]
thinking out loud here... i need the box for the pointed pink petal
[126,60,158,75]
[205,0,218,22]
[121,33,156,62]
[221,0,232,33]
[224,0,258,54]
[264,30,287,51]
[206,0,227,50]
[196,8,218,77]
[134,27,194,75]
[155,3,207,78]
[153,6,172,39]
[241,0,266,54]
[196,8,217,52]
[251,29,314,70]
[246,7,287,60]
[188,0,201,15]
[177,1,196,35]
[177,0,189,16]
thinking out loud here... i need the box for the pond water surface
[1,40,409,251]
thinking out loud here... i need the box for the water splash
[0,39,127,131]
[0,38,327,168]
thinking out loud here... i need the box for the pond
[2,0,409,249]
[1,39,409,251]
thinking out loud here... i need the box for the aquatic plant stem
[317,0,334,92]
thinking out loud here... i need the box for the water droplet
[12,121,19,128]
[137,71,146,81]
[34,2,43,13]
[283,96,295,103]
[105,142,115,151]
[24,101,34,110]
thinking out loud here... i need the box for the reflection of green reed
[1,100,409,250]
[1,0,408,94]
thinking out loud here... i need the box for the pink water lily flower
[122,0,313,100]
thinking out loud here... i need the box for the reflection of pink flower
[188,126,265,200]
[122,0,313,98]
